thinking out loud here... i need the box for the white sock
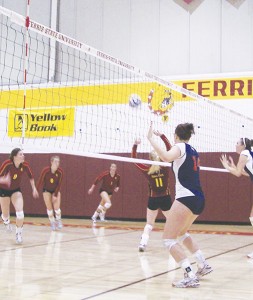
[1,214,10,224]
[16,226,23,234]
[93,211,99,218]
[249,216,253,226]
[179,258,195,278]
[144,224,153,235]
[47,210,55,222]
[140,224,153,245]
[55,208,61,220]
[193,249,205,269]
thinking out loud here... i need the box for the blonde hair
[51,155,60,163]
[148,151,161,175]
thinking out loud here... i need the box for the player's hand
[0,172,11,187]
[153,130,162,137]
[114,187,119,192]
[228,156,235,167]
[33,187,39,199]
[220,154,230,169]
[134,138,141,145]
[88,187,93,195]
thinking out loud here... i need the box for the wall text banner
[8,107,75,138]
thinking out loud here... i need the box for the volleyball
[129,94,142,107]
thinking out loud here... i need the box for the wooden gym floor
[0,217,253,300]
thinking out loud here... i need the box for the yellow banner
[8,107,75,138]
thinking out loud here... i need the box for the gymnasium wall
[1,0,253,76]
[1,152,251,224]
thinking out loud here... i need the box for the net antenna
[0,5,253,172]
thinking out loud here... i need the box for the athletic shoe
[4,222,13,233]
[247,252,253,259]
[50,221,57,231]
[16,232,23,244]
[138,244,146,252]
[172,274,200,288]
[56,219,63,230]
[196,263,213,279]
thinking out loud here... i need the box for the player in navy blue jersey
[220,137,253,258]
[148,122,212,288]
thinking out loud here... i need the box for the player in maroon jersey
[132,130,172,252]
[88,163,120,223]
[37,156,63,230]
[0,148,39,244]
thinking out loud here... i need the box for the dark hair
[241,138,253,151]
[175,123,195,140]
[9,148,22,161]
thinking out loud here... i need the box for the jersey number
[192,156,200,171]
[155,178,163,187]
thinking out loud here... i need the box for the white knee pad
[47,209,54,217]
[16,211,24,220]
[163,239,178,251]
[104,202,111,209]
[178,233,190,243]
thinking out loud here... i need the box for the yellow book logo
[8,107,75,138]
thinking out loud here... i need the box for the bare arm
[147,123,180,162]
[220,154,248,177]
[30,178,39,198]
[88,184,96,195]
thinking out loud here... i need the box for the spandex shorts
[99,189,112,196]
[176,196,205,215]
[43,188,55,194]
[148,195,172,211]
[0,187,21,197]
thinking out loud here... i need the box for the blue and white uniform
[241,149,253,180]
[172,143,205,214]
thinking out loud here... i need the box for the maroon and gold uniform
[93,171,120,195]
[0,159,33,192]
[37,166,63,196]
[132,134,171,197]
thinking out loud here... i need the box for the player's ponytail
[175,123,195,140]
[242,138,252,151]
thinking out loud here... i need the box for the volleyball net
[0,6,252,169]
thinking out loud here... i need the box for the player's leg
[91,197,104,223]
[99,193,112,221]
[11,191,24,244]
[139,208,158,252]
[43,192,56,230]
[163,201,199,288]
[0,195,12,232]
[247,203,253,258]
[52,192,63,230]
[92,192,111,222]
[177,215,213,279]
